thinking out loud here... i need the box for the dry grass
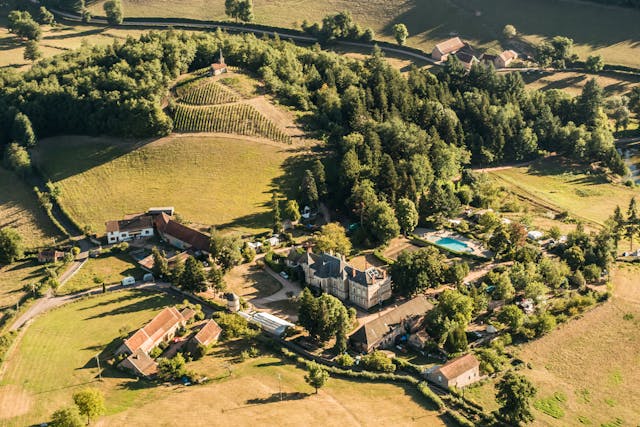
[32,134,311,234]
[467,264,640,426]
[523,70,640,97]
[0,260,47,310]
[0,23,148,70]
[58,254,141,295]
[86,0,640,68]
[515,264,640,426]
[487,156,639,227]
[0,289,447,426]
[224,263,282,300]
[0,167,62,249]
[381,237,422,261]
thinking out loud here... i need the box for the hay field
[33,134,310,234]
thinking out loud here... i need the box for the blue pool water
[434,237,473,253]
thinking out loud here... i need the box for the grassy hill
[467,264,640,426]
[0,167,62,249]
[487,157,640,227]
[87,0,640,68]
[0,290,447,426]
[32,135,312,234]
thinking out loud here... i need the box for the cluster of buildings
[287,249,392,310]
[431,36,518,70]
[116,306,221,378]
[106,207,210,254]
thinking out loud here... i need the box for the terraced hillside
[172,73,292,144]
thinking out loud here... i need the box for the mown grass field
[32,135,311,234]
[58,254,141,295]
[487,157,640,226]
[0,290,178,426]
[468,264,640,426]
[0,167,61,249]
[0,21,148,70]
[0,260,46,310]
[87,0,640,68]
[0,289,447,426]
[522,70,640,97]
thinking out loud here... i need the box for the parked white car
[121,276,135,286]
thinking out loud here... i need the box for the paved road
[8,280,212,331]
[39,3,440,64]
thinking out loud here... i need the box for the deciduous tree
[103,0,124,25]
[396,198,418,235]
[305,361,329,393]
[0,227,23,264]
[392,23,408,45]
[72,388,105,425]
[496,372,537,425]
[51,406,84,427]
[315,223,352,256]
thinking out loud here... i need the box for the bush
[335,353,354,367]
[361,351,396,372]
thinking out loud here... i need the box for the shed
[238,311,293,337]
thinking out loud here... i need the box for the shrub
[418,381,445,410]
[361,351,396,372]
[335,353,354,367]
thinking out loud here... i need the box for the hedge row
[444,408,475,427]
[372,249,395,265]
[33,187,70,238]
[417,381,446,410]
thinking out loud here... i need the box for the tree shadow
[43,28,105,41]
[81,290,178,320]
[246,391,309,405]
[384,0,640,51]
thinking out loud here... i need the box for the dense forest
[0,30,626,243]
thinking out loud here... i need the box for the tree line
[0,29,627,247]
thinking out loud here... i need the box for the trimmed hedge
[418,381,445,410]
[444,408,475,427]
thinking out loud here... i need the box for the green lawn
[0,289,448,426]
[87,0,640,68]
[0,167,62,249]
[58,254,141,295]
[32,134,310,234]
[0,290,178,426]
[488,157,640,226]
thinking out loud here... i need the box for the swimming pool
[434,237,473,253]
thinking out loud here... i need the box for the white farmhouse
[105,214,154,244]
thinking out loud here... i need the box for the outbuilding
[426,353,481,389]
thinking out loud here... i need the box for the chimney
[352,269,356,278]
[306,245,312,253]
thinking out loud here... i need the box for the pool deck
[415,228,493,258]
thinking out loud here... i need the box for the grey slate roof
[350,296,434,350]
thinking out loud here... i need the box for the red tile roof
[437,354,480,380]
[123,307,185,354]
[499,50,518,62]
[193,320,222,346]
[434,37,466,55]
[155,213,210,252]
[211,63,227,70]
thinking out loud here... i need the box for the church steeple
[218,48,225,65]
